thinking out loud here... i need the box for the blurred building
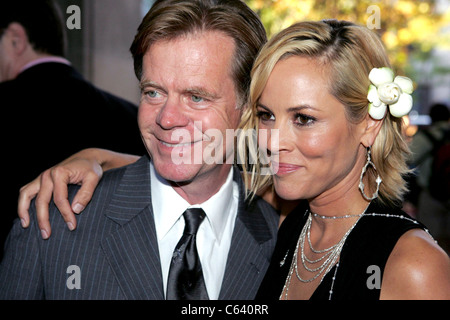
[411,0,450,125]
[59,0,155,105]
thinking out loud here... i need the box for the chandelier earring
[359,146,382,201]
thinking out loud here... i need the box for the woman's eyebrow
[256,103,319,113]
[286,105,319,113]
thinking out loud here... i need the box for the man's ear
[360,113,384,148]
[6,22,29,56]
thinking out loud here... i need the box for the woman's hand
[17,148,139,239]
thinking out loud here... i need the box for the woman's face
[257,56,367,202]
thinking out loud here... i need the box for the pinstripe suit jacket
[0,155,278,299]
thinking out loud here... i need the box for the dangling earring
[359,146,382,201]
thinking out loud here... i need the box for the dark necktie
[166,208,209,300]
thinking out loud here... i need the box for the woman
[17,20,450,299]
[239,20,450,299]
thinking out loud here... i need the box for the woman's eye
[295,114,315,126]
[256,110,275,122]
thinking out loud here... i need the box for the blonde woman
[240,20,450,300]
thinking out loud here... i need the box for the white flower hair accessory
[367,67,414,120]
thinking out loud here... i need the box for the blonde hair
[239,20,411,207]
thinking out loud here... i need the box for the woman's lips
[272,162,302,175]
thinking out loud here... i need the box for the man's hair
[130,0,267,106]
[0,0,66,56]
[429,103,450,123]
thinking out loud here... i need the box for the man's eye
[191,95,204,103]
[146,90,159,98]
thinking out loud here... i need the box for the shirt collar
[150,162,234,243]
[198,167,234,243]
[19,56,71,74]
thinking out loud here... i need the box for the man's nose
[156,96,189,129]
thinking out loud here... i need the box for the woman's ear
[360,113,384,148]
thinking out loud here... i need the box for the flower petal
[389,93,413,117]
[394,76,413,94]
[368,103,387,120]
[369,67,394,87]
[367,84,381,106]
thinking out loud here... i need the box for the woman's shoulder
[381,227,450,299]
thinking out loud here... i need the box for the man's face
[138,31,242,196]
[0,27,16,82]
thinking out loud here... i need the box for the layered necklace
[280,204,435,300]
[280,203,370,300]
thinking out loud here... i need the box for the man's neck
[11,47,47,78]
[170,164,234,205]
[18,54,70,75]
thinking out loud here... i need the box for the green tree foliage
[245,0,450,75]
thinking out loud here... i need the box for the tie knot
[183,208,206,235]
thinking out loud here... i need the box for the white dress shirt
[150,162,239,299]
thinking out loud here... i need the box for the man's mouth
[160,140,200,148]
[161,141,192,148]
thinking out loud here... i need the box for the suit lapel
[100,155,164,300]
[100,160,277,300]
[219,167,278,299]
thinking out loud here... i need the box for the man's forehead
[143,30,236,66]
[151,29,235,48]
[140,32,236,92]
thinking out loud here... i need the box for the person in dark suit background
[0,0,145,258]
[0,0,279,300]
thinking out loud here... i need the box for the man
[0,0,278,299]
[0,1,145,258]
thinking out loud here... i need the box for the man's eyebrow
[184,87,219,100]
[140,80,161,91]
[139,82,219,100]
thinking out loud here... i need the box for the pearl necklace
[279,208,435,300]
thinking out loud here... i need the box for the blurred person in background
[0,0,144,259]
[408,103,450,251]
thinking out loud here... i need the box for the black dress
[256,200,429,300]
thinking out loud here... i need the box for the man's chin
[153,161,202,184]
